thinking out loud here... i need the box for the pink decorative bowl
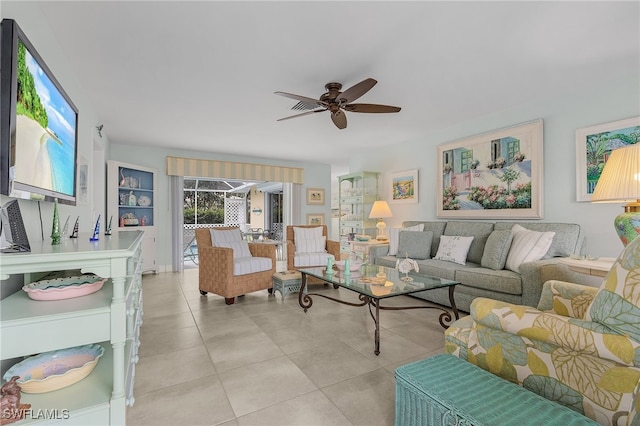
[334,260,363,272]
[22,274,107,301]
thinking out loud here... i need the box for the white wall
[348,73,639,258]
[109,144,332,271]
[1,3,110,247]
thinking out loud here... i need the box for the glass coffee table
[297,264,459,355]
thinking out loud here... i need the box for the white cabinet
[0,231,144,425]
[338,171,379,253]
[107,161,158,273]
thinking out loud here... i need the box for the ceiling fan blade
[336,78,377,104]
[277,109,326,121]
[331,110,347,129]
[274,91,328,108]
[343,103,401,113]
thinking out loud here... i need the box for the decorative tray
[3,344,105,394]
[22,274,107,301]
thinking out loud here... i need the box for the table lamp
[368,200,392,241]
[591,143,640,246]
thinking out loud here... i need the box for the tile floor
[126,269,454,426]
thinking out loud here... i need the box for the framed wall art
[306,213,324,226]
[306,188,325,205]
[436,119,544,219]
[390,169,418,204]
[575,116,640,202]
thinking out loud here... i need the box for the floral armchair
[445,235,640,426]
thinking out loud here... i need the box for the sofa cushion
[376,255,401,269]
[389,223,424,256]
[295,236,326,254]
[233,256,272,275]
[216,240,252,258]
[397,230,433,260]
[210,228,243,244]
[455,267,522,295]
[414,259,474,281]
[294,252,334,267]
[494,222,582,258]
[403,221,447,258]
[505,224,555,273]
[434,235,474,265]
[481,229,513,270]
[444,221,494,264]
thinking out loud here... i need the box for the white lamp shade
[592,144,640,203]
[368,201,392,219]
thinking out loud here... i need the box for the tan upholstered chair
[195,227,276,305]
[286,225,341,272]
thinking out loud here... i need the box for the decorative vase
[50,199,61,245]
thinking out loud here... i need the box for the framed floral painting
[575,116,640,202]
[436,119,544,219]
[306,214,324,226]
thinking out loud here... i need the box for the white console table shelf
[558,257,616,277]
[0,231,144,425]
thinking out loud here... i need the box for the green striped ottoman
[394,354,599,426]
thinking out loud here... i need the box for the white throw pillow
[210,228,243,244]
[293,227,325,254]
[388,224,425,256]
[295,236,326,254]
[216,240,252,258]
[433,235,474,265]
[505,224,555,273]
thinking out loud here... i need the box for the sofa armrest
[369,245,390,265]
[537,280,598,318]
[519,258,601,308]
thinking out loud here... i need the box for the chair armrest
[287,240,295,270]
[248,243,276,261]
[326,239,340,259]
[199,246,234,283]
[537,280,598,318]
[471,297,640,367]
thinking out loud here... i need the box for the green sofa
[444,235,640,425]
[370,220,589,312]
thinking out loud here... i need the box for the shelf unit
[338,171,379,253]
[0,231,144,425]
[107,160,158,273]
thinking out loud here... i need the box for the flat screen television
[1,18,78,205]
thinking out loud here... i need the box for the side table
[558,257,616,277]
[349,240,389,263]
[272,270,302,301]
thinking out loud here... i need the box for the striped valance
[166,156,304,184]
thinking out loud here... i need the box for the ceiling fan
[274,78,401,129]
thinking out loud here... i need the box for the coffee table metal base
[298,273,459,355]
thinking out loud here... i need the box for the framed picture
[77,154,90,205]
[390,169,418,204]
[306,188,325,205]
[307,213,324,226]
[575,116,640,202]
[436,119,544,219]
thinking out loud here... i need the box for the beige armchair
[286,225,340,273]
[195,227,276,305]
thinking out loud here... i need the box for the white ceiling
[26,1,640,166]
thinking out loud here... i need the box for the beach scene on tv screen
[12,40,76,198]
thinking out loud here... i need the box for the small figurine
[50,198,61,245]
[61,215,70,239]
[0,376,30,425]
[128,191,137,206]
[70,217,79,238]
[90,215,100,241]
[105,216,113,235]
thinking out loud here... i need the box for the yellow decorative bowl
[3,344,105,393]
